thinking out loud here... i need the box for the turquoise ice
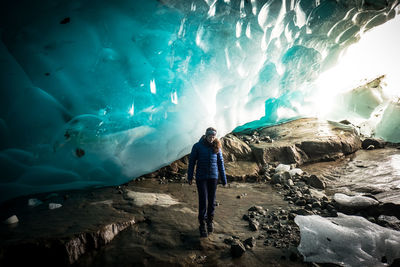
[0,0,399,202]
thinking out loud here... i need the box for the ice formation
[295,213,400,266]
[0,0,399,202]
[333,193,379,208]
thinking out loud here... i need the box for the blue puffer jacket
[187,136,227,185]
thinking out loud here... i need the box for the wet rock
[294,209,313,216]
[249,220,260,231]
[248,205,267,215]
[271,171,291,185]
[231,241,246,258]
[377,215,400,231]
[312,201,322,209]
[295,199,306,206]
[329,209,338,217]
[326,204,336,212]
[244,237,256,248]
[305,204,313,210]
[307,175,326,189]
[362,138,385,150]
[224,237,235,245]
[339,119,352,125]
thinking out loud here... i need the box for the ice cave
[1,0,400,265]
[1,0,399,203]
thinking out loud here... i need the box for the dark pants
[196,178,218,222]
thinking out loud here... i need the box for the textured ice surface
[125,190,179,207]
[0,0,399,202]
[295,213,400,267]
[275,164,291,173]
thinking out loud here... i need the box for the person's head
[205,127,217,143]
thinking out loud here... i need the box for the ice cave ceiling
[0,0,399,202]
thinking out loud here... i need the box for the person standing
[187,127,227,238]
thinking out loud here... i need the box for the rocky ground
[1,118,400,266]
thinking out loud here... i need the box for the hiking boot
[207,216,214,233]
[199,221,208,238]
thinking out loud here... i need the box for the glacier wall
[0,0,399,202]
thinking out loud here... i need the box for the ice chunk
[275,164,291,173]
[125,190,179,207]
[3,215,19,224]
[289,168,303,176]
[375,101,400,143]
[333,193,379,208]
[49,203,62,210]
[28,198,43,207]
[341,77,385,119]
[295,213,400,266]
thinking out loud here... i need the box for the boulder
[231,241,246,258]
[307,175,326,189]
[377,215,400,231]
[220,134,254,162]
[244,237,256,248]
[362,138,385,150]
[271,172,291,185]
[225,161,260,182]
[237,119,361,166]
[249,220,260,231]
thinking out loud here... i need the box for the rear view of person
[187,127,227,238]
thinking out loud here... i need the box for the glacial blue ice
[0,0,399,202]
